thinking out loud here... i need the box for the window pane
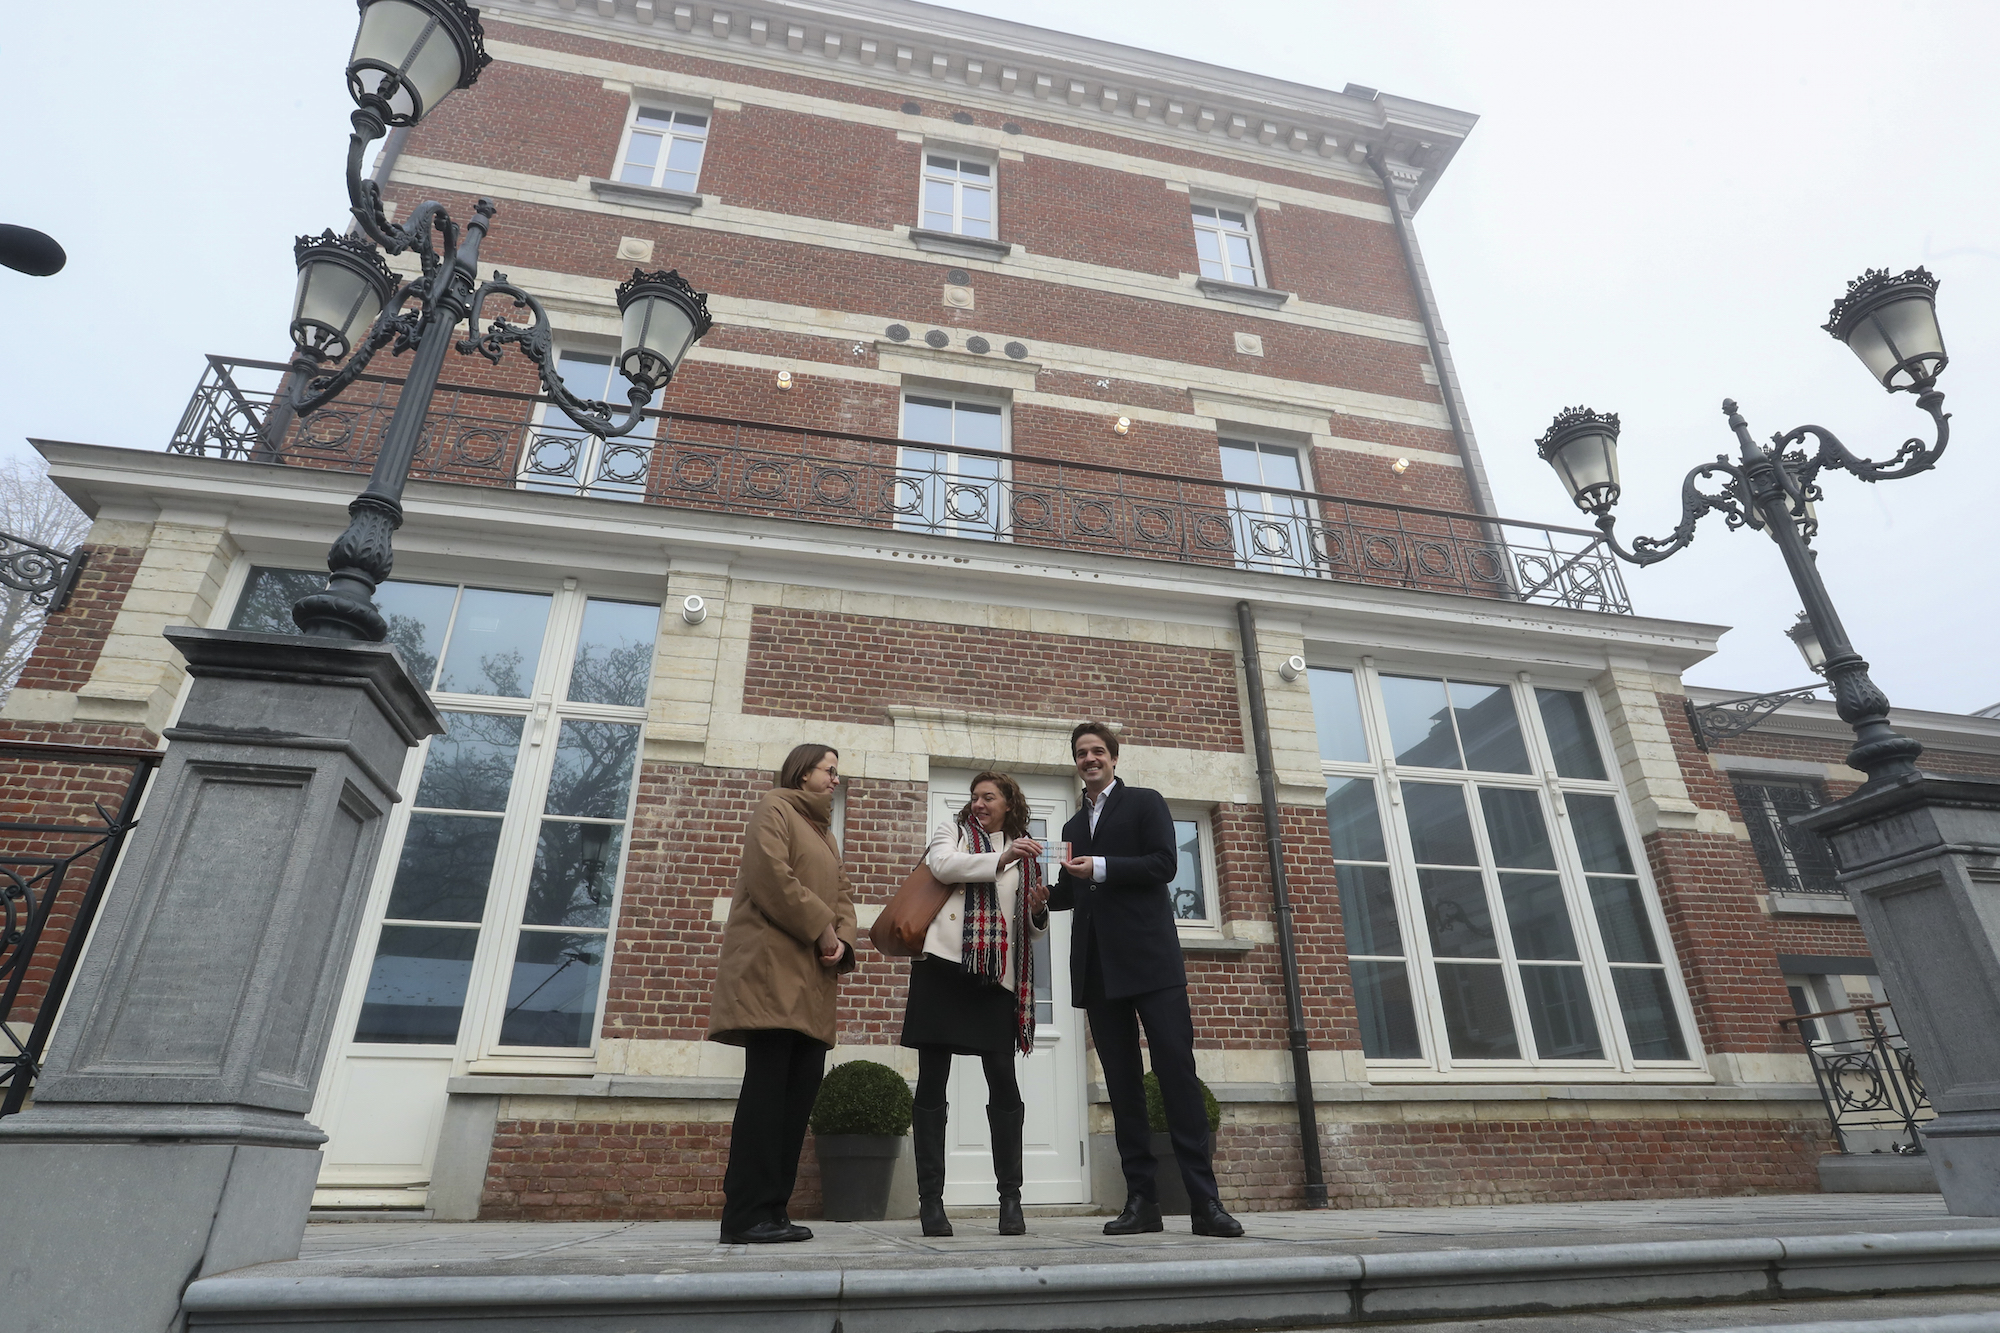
[1479,787,1556,869]
[523,820,623,929]
[1418,867,1497,958]
[1451,681,1531,774]
[959,160,990,178]
[619,162,655,185]
[1588,876,1660,963]
[1337,863,1401,956]
[923,179,955,219]
[1566,793,1636,873]
[962,184,992,222]
[545,720,641,818]
[1169,820,1207,921]
[436,588,552,697]
[1381,676,1461,769]
[672,111,708,129]
[1353,960,1423,1059]
[355,924,478,1044]
[1309,669,1370,763]
[635,107,675,127]
[1499,872,1578,960]
[1402,782,1477,866]
[1217,209,1248,229]
[927,154,956,170]
[1325,777,1386,862]
[1191,204,1217,219]
[384,813,502,922]
[1225,233,1254,275]
[624,130,661,168]
[660,168,699,193]
[665,136,705,174]
[1612,968,1689,1060]
[1194,229,1223,265]
[499,930,606,1048]
[953,401,1005,451]
[1520,965,1604,1059]
[1434,961,1518,1059]
[229,567,327,633]
[1256,445,1304,489]
[904,396,954,445]
[376,581,457,691]
[568,599,659,706]
[1218,440,1263,485]
[414,712,523,812]
[1536,688,1608,780]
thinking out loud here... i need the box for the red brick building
[10,0,1998,1218]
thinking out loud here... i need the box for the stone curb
[1680,1316,2000,1333]
[180,1228,2000,1331]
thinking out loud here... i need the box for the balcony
[170,356,1631,615]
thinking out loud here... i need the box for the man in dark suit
[1049,721,1244,1238]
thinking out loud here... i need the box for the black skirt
[899,955,1019,1055]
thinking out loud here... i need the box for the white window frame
[895,389,1011,542]
[613,101,712,194]
[919,151,997,238]
[1219,435,1316,576]
[1191,201,1264,287]
[516,344,660,502]
[1166,804,1223,934]
[1312,661,1705,1081]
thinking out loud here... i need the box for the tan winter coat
[707,786,858,1049]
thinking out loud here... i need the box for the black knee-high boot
[913,1102,952,1237]
[989,1103,1026,1235]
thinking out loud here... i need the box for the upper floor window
[518,349,660,502]
[896,393,1006,541]
[1311,667,1696,1074]
[1192,204,1261,286]
[618,106,709,193]
[1733,776,1841,898]
[1220,438,1312,575]
[922,154,994,238]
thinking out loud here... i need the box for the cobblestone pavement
[280,1194,1991,1280]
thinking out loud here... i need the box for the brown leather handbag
[866,857,952,957]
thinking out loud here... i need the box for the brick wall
[741,607,1245,751]
[11,542,144,698]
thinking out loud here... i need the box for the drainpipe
[1367,151,1498,518]
[1235,599,1328,1208]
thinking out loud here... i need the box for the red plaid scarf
[961,821,1039,1055]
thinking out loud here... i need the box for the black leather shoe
[719,1219,813,1244]
[1190,1199,1244,1238]
[1102,1196,1164,1235]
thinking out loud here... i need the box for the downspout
[259,128,414,460]
[1234,599,1328,1208]
[1367,152,1498,518]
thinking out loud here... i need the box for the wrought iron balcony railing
[1781,1001,1932,1155]
[169,356,1632,614]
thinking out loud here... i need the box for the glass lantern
[1535,406,1623,514]
[289,230,398,364]
[1823,267,1946,392]
[615,269,714,393]
[347,0,492,127]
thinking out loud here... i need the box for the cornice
[483,0,1476,210]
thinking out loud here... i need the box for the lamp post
[284,0,711,641]
[1536,266,1948,788]
[1536,269,2000,1216]
[0,6,712,1325]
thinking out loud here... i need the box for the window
[517,349,660,501]
[1167,814,1219,930]
[921,154,994,238]
[1310,667,1696,1072]
[617,106,709,193]
[231,569,658,1061]
[1220,439,1313,575]
[895,394,1006,541]
[1192,204,1261,286]
[1733,777,1841,897]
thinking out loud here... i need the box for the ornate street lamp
[282,0,713,641]
[1537,266,1949,785]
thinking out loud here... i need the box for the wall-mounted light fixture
[776,370,793,390]
[1114,416,1131,435]
[681,594,707,625]
[1391,457,1411,474]
[1278,654,1306,682]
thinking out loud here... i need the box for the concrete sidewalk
[182,1194,2000,1331]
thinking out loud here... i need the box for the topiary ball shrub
[810,1059,914,1137]
[1142,1069,1221,1134]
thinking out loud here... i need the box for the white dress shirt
[1082,778,1120,883]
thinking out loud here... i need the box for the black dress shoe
[1190,1199,1244,1238]
[719,1219,813,1244]
[1102,1196,1164,1235]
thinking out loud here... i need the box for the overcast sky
[3,1,1994,713]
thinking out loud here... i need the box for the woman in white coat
[900,771,1049,1238]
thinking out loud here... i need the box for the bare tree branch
[0,456,91,699]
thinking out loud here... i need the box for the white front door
[927,771,1089,1206]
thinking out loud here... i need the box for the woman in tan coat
[709,743,857,1244]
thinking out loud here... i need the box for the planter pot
[816,1134,904,1221]
[1150,1131,1192,1216]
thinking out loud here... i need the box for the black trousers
[1085,962,1219,1209]
[720,1029,826,1234]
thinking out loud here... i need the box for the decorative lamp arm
[1773,388,1950,485]
[344,109,458,269]
[287,279,426,417]
[459,276,653,439]
[1597,457,1756,565]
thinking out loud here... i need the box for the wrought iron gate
[0,740,161,1116]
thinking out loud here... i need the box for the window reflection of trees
[567,637,651,708]
[415,713,524,812]
[545,721,640,819]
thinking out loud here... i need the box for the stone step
[181,1227,2000,1332]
